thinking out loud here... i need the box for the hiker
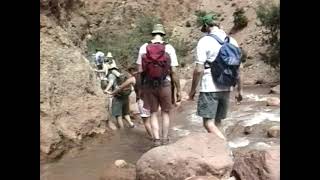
[94,49,105,80]
[136,24,181,146]
[95,52,121,91]
[102,52,121,92]
[109,64,153,138]
[104,69,135,129]
[188,14,243,140]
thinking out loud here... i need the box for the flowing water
[40,85,280,180]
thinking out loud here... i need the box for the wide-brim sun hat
[152,24,166,35]
[106,52,113,58]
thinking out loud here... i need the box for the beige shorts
[137,99,150,118]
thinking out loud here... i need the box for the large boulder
[266,97,280,106]
[270,85,280,94]
[231,145,280,180]
[136,133,234,180]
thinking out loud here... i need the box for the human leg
[142,117,153,138]
[197,92,226,140]
[116,116,124,129]
[203,118,226,140]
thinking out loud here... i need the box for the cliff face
[40,0,108,161]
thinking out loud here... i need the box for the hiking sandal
[153,139,162,147]
[161,138,170,145]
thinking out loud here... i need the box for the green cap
[200,14,217,26]
[152,24,166,35]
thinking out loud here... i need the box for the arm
[166,44,181,102]
[111,77,135,95]
[189,38,207,100]
[136,44,146,73]
[235,66,243,103]
[95,63,107,73]
[171,66,181,102]
[104,74,117,92]
[189,63,204,100]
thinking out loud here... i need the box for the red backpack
[141,42,171,86]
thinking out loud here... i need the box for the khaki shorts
[111,95,130,117]
[143,83,172,113]
[197,91,230,120]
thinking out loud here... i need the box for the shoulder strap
[206,34,224,45]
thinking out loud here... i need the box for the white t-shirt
[195,27,239,92]
[95,51,105,64]
[136,40,179,81]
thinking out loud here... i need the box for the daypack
[206,34,242,87]
[141,41,171,87]
[113,72,132,97]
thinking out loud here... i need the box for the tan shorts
[143,84,172,113]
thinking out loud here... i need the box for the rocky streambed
[40,84,280,180]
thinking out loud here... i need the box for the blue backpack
[206,34,242,87]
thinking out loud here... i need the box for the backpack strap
[206,34,224,45]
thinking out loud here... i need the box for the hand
[188,90,196,101]
[104,90,112,95]
[235,92,243,104]
[176,91,182,102]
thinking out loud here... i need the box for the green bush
[256,2,280,67]
[233,8,249,30]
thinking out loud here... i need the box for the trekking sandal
[161,138,170,145]
[153,139,162,147]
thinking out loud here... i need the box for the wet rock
[270,85,280,94]
[231,145,280,180]
[136,133,234,180]
[243,126,253,135]
[266,97,280,106]
[267,126,280,138]
[114,159,128,168]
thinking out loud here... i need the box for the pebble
[114,159,127,168]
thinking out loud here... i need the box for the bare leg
[203,118,226,140]
[142,117,153,138]
[161,111,170,140]
[214,119,226,137]
[150,112,160,140]
[123,114,135,127]
[116,116,124,129]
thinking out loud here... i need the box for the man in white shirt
[136,24,181,146]
[189,14,243,140]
